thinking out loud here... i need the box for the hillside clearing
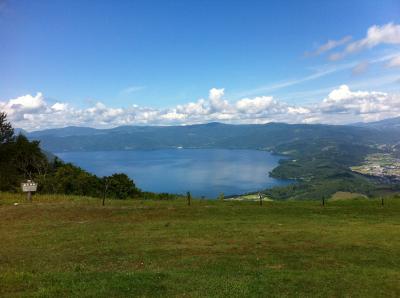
[329,191,368,201]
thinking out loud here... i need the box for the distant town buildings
[351,153,400,182]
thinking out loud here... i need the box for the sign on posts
[21,180,37,201]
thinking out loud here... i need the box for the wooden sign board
[21,181,38,192]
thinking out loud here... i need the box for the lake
[56,149,290,198]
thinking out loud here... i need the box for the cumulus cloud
[208,88,230,112]
[330,23,400,60]
[236,96,285,114]
[320,85,400,121]
[51,102,68,111]
[1,86,400,130]
[0,92,47,121]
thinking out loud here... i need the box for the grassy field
[1,193,400,297]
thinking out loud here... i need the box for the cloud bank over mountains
[1,86,399,130]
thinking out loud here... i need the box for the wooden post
[259,192,263,206]
[27,191,32,202]
[187,191,191,206]
[381,197,384,207]
[102,179,109,206]
[322,196,325,207]
[102,189,106,206]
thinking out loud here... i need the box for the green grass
[1,193,400,297]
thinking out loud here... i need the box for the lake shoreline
[55,148,292,198]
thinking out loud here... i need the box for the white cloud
[301,116,321,124]
[352,61,369,75]
[348,23,400,51]
[1,86,400,130]
[120,85,146,95]
[236,96,284,114]
[0,92,47,121]
[287,107,310,115]
[208,88,230,112]
[320,85,399,117]
[330,23,400,60]
[209,88,224,101]
[8,92,46,112]
[307,36,352,56]
[386,55,400,68]
[51,102,68,111]
[235,52,400,99]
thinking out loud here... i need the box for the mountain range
[20,117,400,153]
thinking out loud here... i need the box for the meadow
[1,193,400,297]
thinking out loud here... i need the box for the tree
[0,113,18,190]
[12,134,49,180]
[47,163,102,197]
[0,115,48,190]
[106,173,140,199]
[0,112,14,144]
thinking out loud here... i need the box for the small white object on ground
[14,203,19,206]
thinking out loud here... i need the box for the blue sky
[0,0,400,129]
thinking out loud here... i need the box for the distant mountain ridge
[22,120,400,153]
[352,116,400,130]
[28,126,102,138]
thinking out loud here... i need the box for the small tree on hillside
[12,135,49,180]
[0,112,14,144]
[106,173,140,199]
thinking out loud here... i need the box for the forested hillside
[0,112,145,199]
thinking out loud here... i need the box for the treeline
[0,112,173,200]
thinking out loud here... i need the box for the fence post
[187,191,191,206]
[102,178,109,206]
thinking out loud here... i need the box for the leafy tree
[0,112,14,144]
[12,135,49,180]
[106,173,140,199]
[0,143,19,191]
[40,162,102,197]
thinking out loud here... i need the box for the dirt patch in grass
[330,191,368,201]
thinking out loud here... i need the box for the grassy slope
[1,193,400,297]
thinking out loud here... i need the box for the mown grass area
[1,193,400,297]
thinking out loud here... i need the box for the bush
[105,173,140,199]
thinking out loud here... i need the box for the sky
[0,0,400,130]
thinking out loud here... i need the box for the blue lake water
[56,149,290,198]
